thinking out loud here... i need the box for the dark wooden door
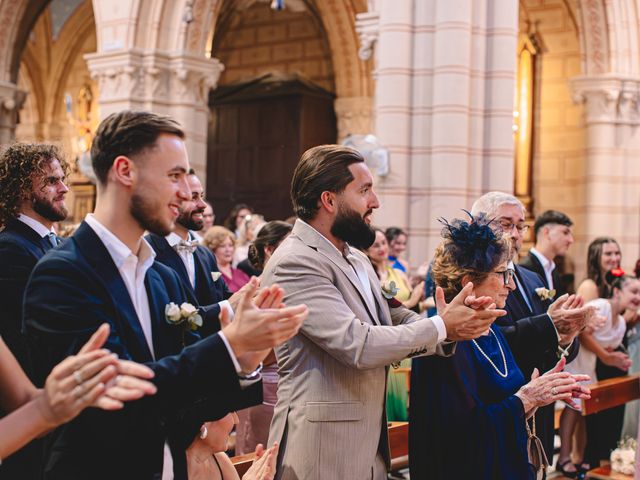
[206,75,336,222]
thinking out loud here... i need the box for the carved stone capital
[355,11,380,61]
[0,80,27,143]
[85,50,224,109]
[570,75,640,125]
[334,96,373,141]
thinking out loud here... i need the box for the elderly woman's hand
[514,357,591,414]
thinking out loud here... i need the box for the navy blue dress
[409,326,534,480]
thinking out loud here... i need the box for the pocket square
[211,271,222,282]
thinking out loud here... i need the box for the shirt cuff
[217,331,262,387]
[217,330,242,374]
[219,300,234,321]
[429,314,447,343]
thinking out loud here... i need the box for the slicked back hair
[291,145,364,221]
[90,110,185,185]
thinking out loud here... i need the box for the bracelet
[238,362,263,380]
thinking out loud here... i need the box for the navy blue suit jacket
[23,222,258,480]
[145,233,232,337]
[496,264,579,460]
[0,218,57,376]
[0,219,59,479]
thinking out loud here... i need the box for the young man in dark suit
[0,143,69,478]
[520,210,574,299]
[471,192,589,464]
[23,111,307,480]
[146,170,241,337]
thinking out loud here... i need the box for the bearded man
[260,145,508,480]
[0,143,69,478]
[146,170,240,337]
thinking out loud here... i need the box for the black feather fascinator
[438,210,505,273]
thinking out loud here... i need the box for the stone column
[367,0,519,269]
[85,50,224,183]
[570,75,640,275]
[0,80,26,145]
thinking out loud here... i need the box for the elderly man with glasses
[470,192,591,466]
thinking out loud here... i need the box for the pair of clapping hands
[434,283,591,410]
[39,279,307,427]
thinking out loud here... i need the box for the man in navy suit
[23,111,306,480]
[520,210,574,300]
[471,192,590,462]
[0,143,70,479]
[146,170,241,337]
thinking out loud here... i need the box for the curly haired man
[0,143,69,479]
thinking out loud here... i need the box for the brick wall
[214,3,334,92]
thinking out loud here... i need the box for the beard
[177,207,204,232]
[32,194,68,222]
[131,191,172,236]
[331,204,376,250]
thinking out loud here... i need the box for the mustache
[191,207,205,215]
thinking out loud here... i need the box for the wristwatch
[238,362,263,380]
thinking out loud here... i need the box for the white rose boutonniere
[535,287,556,301]
[165,302,203,344]
[211,271,222,282]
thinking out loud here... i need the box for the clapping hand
[547,294,593,343]
[223,281,308,372]
[243,443,278,480]
[436,283,506,341]
[515,357,591,414]
[36,324,157,427]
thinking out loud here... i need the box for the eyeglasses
[498,220,529,234]
[493,268,516,285]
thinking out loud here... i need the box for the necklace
[471,328,508,378]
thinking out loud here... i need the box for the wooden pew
[582,373,640,416]
[230,421,410,475]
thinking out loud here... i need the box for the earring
[199,425,208,439]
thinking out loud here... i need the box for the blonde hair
[203,226,236,252]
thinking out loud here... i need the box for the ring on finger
[551,387,557,396]
[73,370,83,385]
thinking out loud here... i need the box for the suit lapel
[528,253,549,289]
[74,223,154,362]
[292,221,382,326]
[145,268,175,358]
[5,218,51,258]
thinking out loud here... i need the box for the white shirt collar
[529,246,556,274]
[84,214,155,269]
[165,232,184,248]
[17,213,55,238]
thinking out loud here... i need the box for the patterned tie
[46,232,60,248]
[173,239,198,255]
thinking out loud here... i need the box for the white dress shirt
[18,213,55,239]
[165,232,234,320]
[299,220,447,343]
[529,247,556,290]
[84,215,176,477]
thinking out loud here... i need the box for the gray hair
[470,191,525,218]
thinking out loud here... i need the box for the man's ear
[111,155,135,187]
[319,191,337,213]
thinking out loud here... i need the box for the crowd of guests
[0,110,638,480]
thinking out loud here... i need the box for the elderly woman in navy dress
[409,214,591,480]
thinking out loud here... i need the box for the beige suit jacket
[262,220,451,480]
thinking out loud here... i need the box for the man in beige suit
[261,145,506,479]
